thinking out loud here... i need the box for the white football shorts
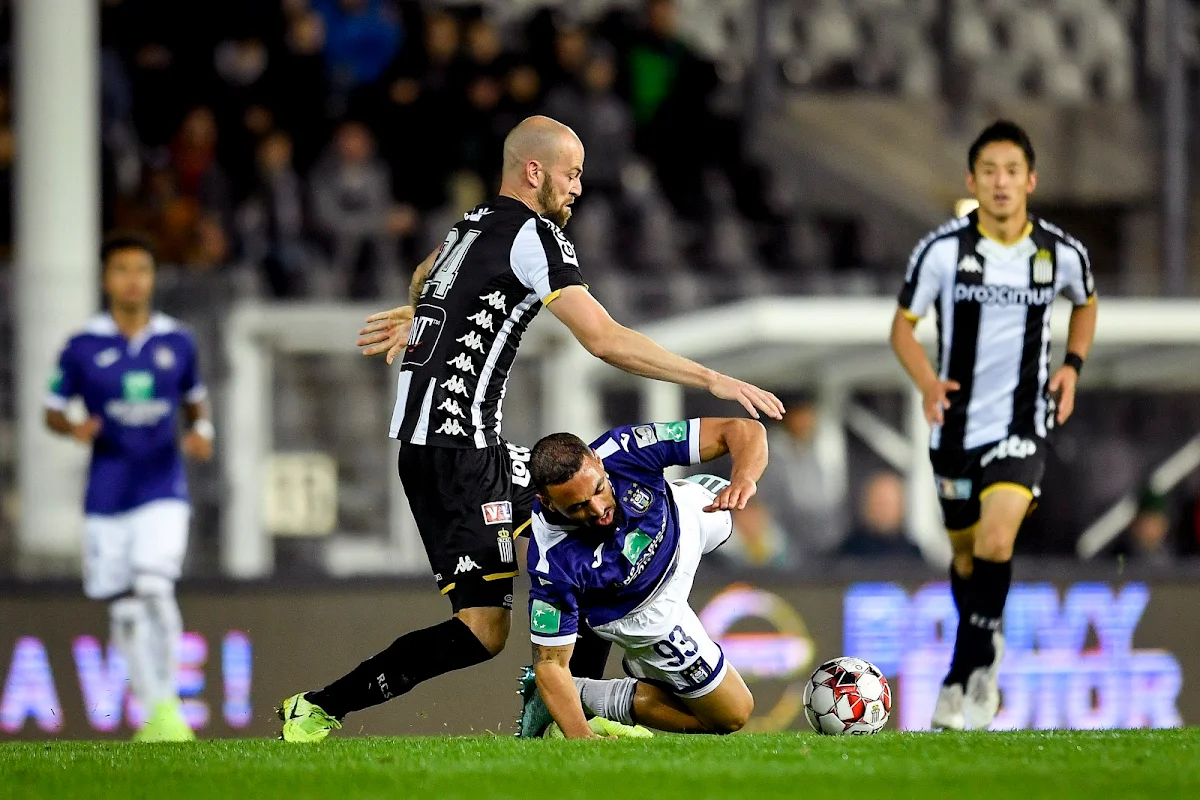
[593,479,733,699]
[83,499,190,599]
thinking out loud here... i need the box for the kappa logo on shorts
[980,435,1037,468]
[632,425,658,448]
[454,556,481,574]
[935,476,973,500]
[482,501,513,525]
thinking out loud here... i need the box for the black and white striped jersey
[390,196,585,448]
[898,211,1096,451]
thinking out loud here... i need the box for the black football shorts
[928,435,1047,532]
[397,441,535,611]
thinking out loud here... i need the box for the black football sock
[569,625,613,680]
[946,556,1011,686]
[949,564,970,619]
[306,618,493,719]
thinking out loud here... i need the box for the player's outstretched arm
[547,287,784,420]
[697,418,768,511]
[356,246,439,363]
[532,642,597,739]
[889,308,959,426]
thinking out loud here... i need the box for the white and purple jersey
[527,419,702,647]
[45,313,206,515]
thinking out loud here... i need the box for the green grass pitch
[2,729,1197,800]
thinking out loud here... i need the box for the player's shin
[306,617,493,719]
[136,576,183,704]
[573,676,637,725]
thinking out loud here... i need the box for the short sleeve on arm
[509,217,585,304]
[898,236,954,320]
[527,521,581,647]
[45,342,81,412]
[1056,240,1096,307]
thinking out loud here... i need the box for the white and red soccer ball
[803,656,891,735]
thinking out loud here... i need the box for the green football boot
[515,665,553,738]
[134,699,196,743]
[544,716,655,739]
[277,693,342,743]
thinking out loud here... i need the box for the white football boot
[963,631,1005,730]
[931,683,965,731]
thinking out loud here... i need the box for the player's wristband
[191,418,216,441]
[1063,352,1084,376]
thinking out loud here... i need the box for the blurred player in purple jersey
[516,417,766,739]
[44,235,213,742]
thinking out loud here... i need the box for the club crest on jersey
[621,485,653,515]
[482,501,513,525]
[957,255,983,274]
[153,346,176,370]
[632,425,657,448]
[1032,249,1053,284]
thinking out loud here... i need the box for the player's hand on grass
[706,478,757,512]
[1048,365,1078,424]
[182,430,214,462]
[357,305,414,364]
[71,416,102,445]
[921,379,960,425]
[707,374,785,421]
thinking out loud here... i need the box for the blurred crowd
[0,0,789,296]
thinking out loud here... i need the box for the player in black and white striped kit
[890,121,1098,732]
[277,116,784,741]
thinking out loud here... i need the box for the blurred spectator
[170,106,233,226]
[718,497,794,571]
[840,472,922,560]
[275,10,332,172]
[309,120,400,298]
[0,87,12,259]
[547,24,590,92]
[755,393,848,558]
[463,17,505,82]
[211,35,275,197]
[1114,490,1174,566]
[238,131,313,297]
[314,0,403,93]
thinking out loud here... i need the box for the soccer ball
[803,656,891,735]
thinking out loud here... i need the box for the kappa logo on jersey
[954,284,1055,307]
[405,305,447,367]
[435,419,468,436]
[154,346,176,370]
[467,309,495,332]
[457,331,485,353]
[622,485,653,515]
[1032,249,1054,284]
[620,433,631,451]
[482,501,513,525]
[980,435,1037,468]
[958,255,983,274]
[935,476,973,500]
[464,206,493,222]
[480,291,508,313]
[454,555,481,574]
[632,425,657,448]
[437,398,465,418]
[441,375,469,396]
[94,348,120,368]
[446,353,477,374]
[497,529,514,563]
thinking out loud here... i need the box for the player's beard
[537,180,572,228]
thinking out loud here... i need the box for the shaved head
[503,115,582,174]
[500,115,584,227]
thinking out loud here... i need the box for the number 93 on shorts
[608,605,728,700]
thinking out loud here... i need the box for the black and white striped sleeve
[898,235,953,320]
[1056,239,1096,307]
[509,217,586,304]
